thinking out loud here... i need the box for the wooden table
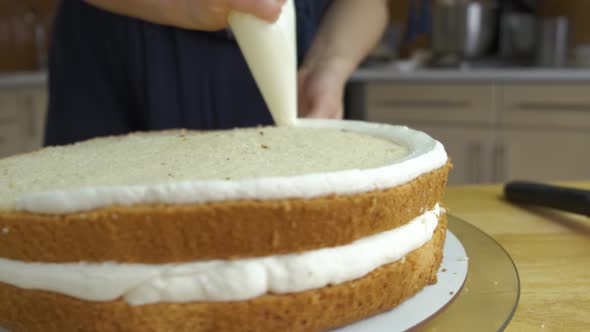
[443,181,590,331]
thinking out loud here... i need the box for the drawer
[500,84,590,129]
[365,83,495,125]
[499,128,590,181]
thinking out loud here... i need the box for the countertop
[4,67,590,89]
[0,71,47,89]
[442,181,590,331]
[350,66,590,83]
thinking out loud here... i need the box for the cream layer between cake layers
[0,205,443,305]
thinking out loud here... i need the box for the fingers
[299,91,344,119]
[297,65,344,119]
[304,104,344,119]
[229,0,287,22]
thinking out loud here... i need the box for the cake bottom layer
[0,215,447,332]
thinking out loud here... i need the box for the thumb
[229,0,287,22]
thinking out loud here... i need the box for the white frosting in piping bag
[15,119,447,214]
[0,205,442,305]
[229,0,297,126]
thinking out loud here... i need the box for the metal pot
[536,17,570,67]
[432,0,499,59]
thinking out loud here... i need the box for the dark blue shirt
[45,0,331,146]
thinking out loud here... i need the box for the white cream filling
[0,205,442,305]
[14,119,447,214]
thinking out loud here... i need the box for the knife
[504,181,590,217]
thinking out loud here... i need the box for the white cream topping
[229,0,297,126]
[0,205,442,305]
[8,119,447,214]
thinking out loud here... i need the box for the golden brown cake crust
[0,163,450,263]
[0,215,447,332]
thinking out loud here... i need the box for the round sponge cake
[0,119,450,331]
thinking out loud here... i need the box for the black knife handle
[504,181,590,217]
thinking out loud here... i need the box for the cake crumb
[449,291,454,295]
[225,177,231,181]
[261,144,269,149]
[1,227,9,234]
[442,268,447,272]
[259,131,264,136]
[168,173,175,178]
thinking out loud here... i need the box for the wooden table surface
[442,181,590,332]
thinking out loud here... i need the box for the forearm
[302,0,390,80]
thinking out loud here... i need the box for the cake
[0,119,450,332]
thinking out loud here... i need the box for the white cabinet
[363,82,590,184]
[0,87,47,159]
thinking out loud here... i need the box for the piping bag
[228,0,297,126]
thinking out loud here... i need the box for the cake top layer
[0,119,447,213]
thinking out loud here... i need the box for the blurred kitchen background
[0,0,589,184]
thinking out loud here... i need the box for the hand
[297,60,347,119]
[295,0,390,119]
[87,0,287,31]
[177,0,286,30]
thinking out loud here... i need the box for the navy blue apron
[45,0,331,146]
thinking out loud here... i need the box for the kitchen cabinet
[0,90,26,158]
[0,121,23,158]
[497,128,590,182]
[362,82,590,184]
[500,84,590,130]
[0,87,47,158]
[22,87,47,151]
[497,83,590,182]
[366,83,495,125]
